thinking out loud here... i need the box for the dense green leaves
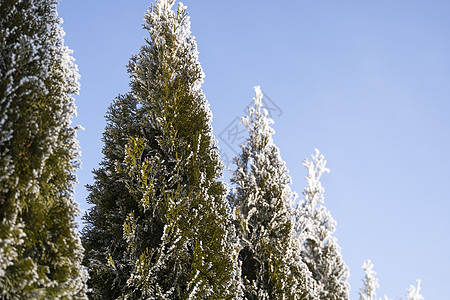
[0,0,87,298]
[83,1,241,299]
[82,94,142,299]
[118,1,241,298]
[0,0,423,299]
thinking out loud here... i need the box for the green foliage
[119,1,242,298]
[83,1,241,299]
[0,0,87,298]
[82,94,142,299]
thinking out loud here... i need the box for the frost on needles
[83,0,241,299]
[0,0,428,299]
[228,86,319,299]
[359,260,423,300]
[294,149,350,299]
[0,0,88,298]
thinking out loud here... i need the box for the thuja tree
[406,280,423,300]
[359,260,379,300]
[0,0,87,298]
[228,86,317,299]
[82,94,143,299]
[295,149,350,299]
[116,0,241,298]
[359,260,424,300]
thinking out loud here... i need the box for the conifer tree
[295,149,350,299]
[359,260,379,300]
[229,86,317,299]
[406,280,423,300]
[115,0,241,298]
[0,0,87,298]
[359,260,424,300]
[82,94,142,299]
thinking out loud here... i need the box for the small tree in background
[359,260,424,300]
[116,0,241,298]
[295,149,350,299]
[0,0,87,298]
[407,280,423,300]
[359,260,379,300]
[229,86,317,299]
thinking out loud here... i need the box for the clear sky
[59,1,450,299]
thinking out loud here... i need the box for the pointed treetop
[407,280,424,300]
[360,260,379,300]
[241,85,275,150]
[304,149,330,184]
[253,85,263,109]
[297,148,349,298]
[303,148,330,210]
[230,85,315,299]
[157,0,175,10]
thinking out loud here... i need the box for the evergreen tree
[115,0,241,298]
[359,260,424,300]
[229,86,317,299]
[406,280,423,300]
[359,260,379,300]
[82,94,142,299]
[295,149,350,299]
[0,0,87,298]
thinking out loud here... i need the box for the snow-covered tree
[295,149,350,299]
[82,93,142,299]
[0,0,87,298]
[359,260,423,300]
[406,280,423,300]
[359,260,379,300]
[229,86,317,299]
[115,0,241,298]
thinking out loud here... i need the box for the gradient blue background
[59,1,450,298]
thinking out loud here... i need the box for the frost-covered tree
[115,0,241,298]
[359,260,424,300]
[406,280,423,300]
[295,149,350,299]
[82,94,142,299]
[0,0,87,298]
[229,86,317,299]
[359,260,379,300]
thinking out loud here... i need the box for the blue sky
[59,1,450,298]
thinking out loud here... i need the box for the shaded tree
[82,94,143,299]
